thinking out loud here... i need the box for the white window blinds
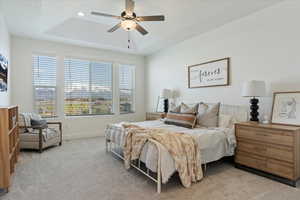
[119,64,135,114]
[32,55,57,117]
[64,58,113,116]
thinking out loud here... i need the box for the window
[119,64,135,114]
[32,55,57,118]
[64,58,113,116]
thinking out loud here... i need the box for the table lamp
[242,80,266,122]
[160,89,172,113]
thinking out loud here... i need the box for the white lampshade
[242,80,266,97]
[160,89,172,99]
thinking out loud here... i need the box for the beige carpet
[2,137,300,200]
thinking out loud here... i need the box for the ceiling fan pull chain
[128,31,131,49]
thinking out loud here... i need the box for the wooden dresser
[235,122,300,186]
[0,106,20,192]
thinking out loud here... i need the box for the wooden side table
[146,112,166,121]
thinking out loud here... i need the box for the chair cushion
[20,128,59,141]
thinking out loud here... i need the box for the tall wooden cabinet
[0,106,19,192]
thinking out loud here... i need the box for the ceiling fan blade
[125,0,135,15]
[108,23,121,33]
[136,15,165,21]
[91,11,121,19]
[135,23,148,35]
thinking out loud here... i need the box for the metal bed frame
[104,104,247,193]
[105,138,207,193]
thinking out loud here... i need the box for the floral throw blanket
[122,124,203,188]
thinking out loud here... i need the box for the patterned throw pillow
[164,112,197,129]
[197,102,220,127]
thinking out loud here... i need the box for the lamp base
[164,99,169,113]
[250,98,259,122]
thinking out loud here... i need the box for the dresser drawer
[237,140,294,163]
[236,152,294,180]
[235,152,267,171]
[267,159,294,180]
[236,126,294,146]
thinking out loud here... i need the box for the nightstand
[146,112,166,120]
[235,122,300,187]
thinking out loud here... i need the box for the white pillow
[218,114,237,128]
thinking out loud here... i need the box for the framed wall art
[271,91,300,126]
[188,57,230,88]
[0,54,8,92]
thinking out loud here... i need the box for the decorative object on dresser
[0,106,19,193]
[271,91,300,126]
[157,89,172,113]
[235,122,300,186]
[188,57,230,88]
[241,80,266,122]
[146,112,166,121]
[19,113,62,153]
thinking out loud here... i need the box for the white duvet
[106,120,236,183]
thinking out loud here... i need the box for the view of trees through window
[64,58,113,116]
[32,55,57,118]
[33,55,135,117]
[119,64,135,114]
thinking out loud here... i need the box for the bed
[105,104,248,193]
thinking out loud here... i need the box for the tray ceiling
[1,0,283,55]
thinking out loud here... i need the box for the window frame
[63,57,114,117]
[32,54,58,118]
[118,64,136,115]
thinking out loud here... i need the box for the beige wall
[146,0,300,120]
[11,36,146,139]
[0,14,10,106]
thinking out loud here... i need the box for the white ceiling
[1,0,283,55]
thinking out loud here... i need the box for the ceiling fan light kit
[121,20,137,31]
[91,0,165,36]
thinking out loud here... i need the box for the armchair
[19,114,62,153]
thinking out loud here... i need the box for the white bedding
[106,119,236,183]
[132,120,236,163]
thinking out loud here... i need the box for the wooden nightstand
[146,112,166,121]
[235,122,300,187]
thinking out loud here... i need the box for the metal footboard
[106,138,162,193]
[106,137,207,193]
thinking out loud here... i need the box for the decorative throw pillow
[197,102,220,127]
[31,119,48,129]
[180,103,199,114]
[164,112,197,129]
[169,104,181,113]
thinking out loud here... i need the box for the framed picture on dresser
[271,91,300,126]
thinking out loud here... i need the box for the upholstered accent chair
[19,113,62,153]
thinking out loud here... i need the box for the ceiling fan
[91,0,165,36]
